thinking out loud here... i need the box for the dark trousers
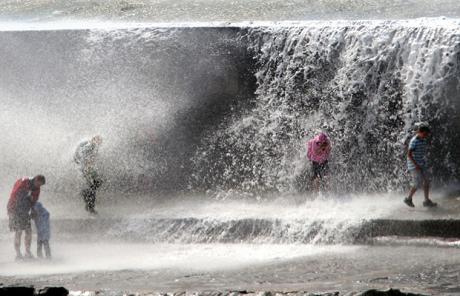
[311,161,329,180]
[81,170,103,213]
[37,239,51,259]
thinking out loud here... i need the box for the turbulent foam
[1,193,458,249]
[104,217,359,244]
[14,193,416,244]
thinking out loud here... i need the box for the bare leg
[37,240,43,258]
[14,231,22,257]
[423,180,430,201]
[321,175,329,192]
[44,240,51,259]
[407,187,417,200]
[313,177,320,192]
[24,228,32,256]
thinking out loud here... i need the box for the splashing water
[191,19,460,195]
[1,18,460,287]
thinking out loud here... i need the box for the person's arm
[30,205,37,219]
[31,188,40,204]
[408,149,421,171]
[29,188,41,218]
[407,138,422,171]
[74,145,82,164]
[86,153,97,167]
[325,142,331,159]
[307,140,313,161]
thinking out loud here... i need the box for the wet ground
[1,244,460,295]
[1,192,460,294]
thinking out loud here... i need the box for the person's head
[316,132,330,150]
[32,175,46,188]
[318,132,329,144]
[417,125,431,139]
[91,135,103,146]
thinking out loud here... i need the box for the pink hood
[307,132,331,164]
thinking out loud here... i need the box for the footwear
[24,253,34,260]
[88,208,98,215]
[15,254,23,262]
[85,203,97,215]
[404,197,415,207]
[423,199,437,207]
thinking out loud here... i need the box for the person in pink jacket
[307,132,332,191]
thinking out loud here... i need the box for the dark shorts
[9,214,31,232]
[312,161,329,179]
[410,169,430,189]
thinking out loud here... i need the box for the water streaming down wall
[191,20,460,195]
[0,20,459,198]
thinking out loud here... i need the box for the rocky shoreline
[0,287,428,296]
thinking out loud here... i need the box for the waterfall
[0,20,459,197]
[191,20,460,195]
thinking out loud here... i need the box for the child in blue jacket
[33,202,51,259]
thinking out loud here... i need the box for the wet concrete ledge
[2,218,460,243]
[356,219,460,241]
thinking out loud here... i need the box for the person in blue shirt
[404,124,437,208]
[33,202,51,259]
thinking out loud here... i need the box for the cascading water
[191,20,460,195]
[0,27,255,196]
[1,21,460,281]
[2,2,460,293]
[1,21,458,199]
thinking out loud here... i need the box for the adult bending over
[7,175,46,260]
